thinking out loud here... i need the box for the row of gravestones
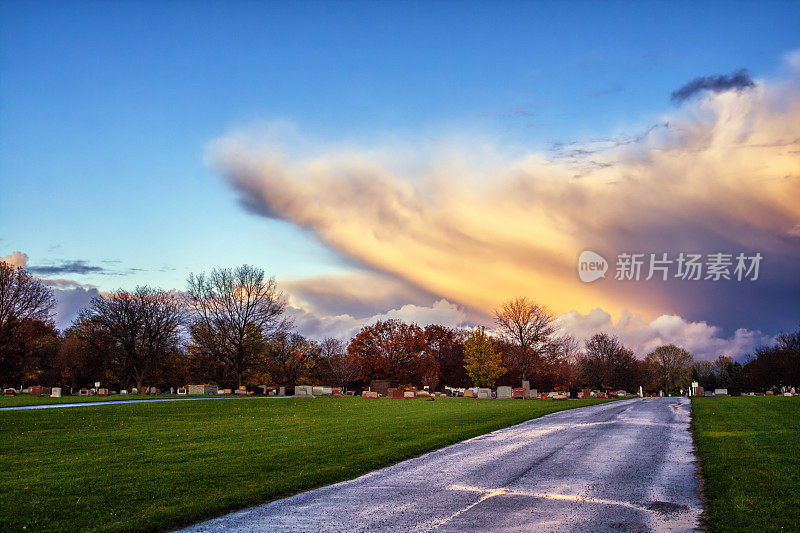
[296,386,349,398]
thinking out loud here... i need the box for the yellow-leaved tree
[464,327,504,388]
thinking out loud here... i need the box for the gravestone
[694,386,705,397]
[476,388,491,399]
[528,388,538,399]
[766,390,774,396]
[186,384,216,395]
[581,388,591,399]
[497,386,513,399]
[97,388,109,396]
[361,391,378,399]
[30,385,43,396]
[331,387,344,397]
[79,389,90,396]
[512,388,525,399]
[615,390,627,397]
[415,390,430,398]
[312,386,324,395]
[294,385,314,398]
[177,388,187,395]
[120,390,128,395]
[50,387,61,398]
[784,392,793,396]
[370,380,390,397]
[713,389,728,396]
[403,391,415,399]
[463,389,474,398]
[278,386,286,396]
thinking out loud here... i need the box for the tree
[713,355,742,394]
[645,344,694,394]
[267,332,319,387]
[0,260,56,387]
[74,286,184,390]
[424,324,468,388]
[741,325,800,391]
[494,297,557,384]
[320,337,359,389]
[464,327,504,388]
[347,320,433,386]
[185,265,288,386]
[579,333,640,391]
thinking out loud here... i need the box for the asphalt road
[180,397,702,532]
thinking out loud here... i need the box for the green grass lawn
[0,394,186,407]
[1,396,610,532]
[691,396,800,532]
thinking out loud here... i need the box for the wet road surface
[180,397,701,532]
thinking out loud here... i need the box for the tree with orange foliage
[347,320,435,386]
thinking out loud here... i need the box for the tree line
[1,260,797,394]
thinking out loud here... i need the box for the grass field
[0,394,184,407]
[691,396,800,532]
[1,396,610,532]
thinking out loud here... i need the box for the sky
[1,0,799,360]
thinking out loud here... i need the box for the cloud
[287,298,470,341]
[556,309,773,361]
[28,260,105,276]
[283,271,440,319]
[670,68,755,104]
[209,54,800,336]
[2,251,28,268]
[51,285,101,331]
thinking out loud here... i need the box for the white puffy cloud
[556,309,772,361]
[1,251,28,268]
[288,298,469,341]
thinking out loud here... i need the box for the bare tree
[494,297,557,383]
[74,286,184,390]
[645,344,694,394]
[0,260,55,338]
[320,337,360,389]
[185,265,288,386]
[0,260,56,386]
[579,333,639,391]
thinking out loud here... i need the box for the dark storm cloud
[28,260,105,275]
[671,69,755,104]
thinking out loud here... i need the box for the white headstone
[50,387,61,398]
[497,386,513,399]
[295,385,314,398]
[476,388,492,399]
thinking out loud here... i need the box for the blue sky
[1,1,799,355]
